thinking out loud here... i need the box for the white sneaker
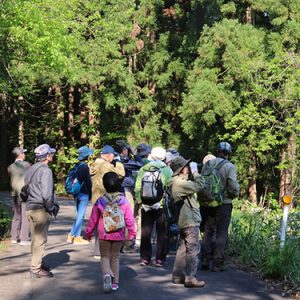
[20,241,31,246]
[11,240,18,244]
[103,274,112,293]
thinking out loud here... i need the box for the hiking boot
[140,259,150,266]
[67,234,74,243]
[212,261,225,272]
[184,278,205,288]
[172,276,185,284]
[112,283,119,291]
[103,274,112,293]
[121,245,136,253]
[73,236,89,245]
[30,268,53,278]
[212,264,225,272]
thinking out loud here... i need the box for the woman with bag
[85,172,136,293]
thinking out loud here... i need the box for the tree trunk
[18,96,24,148]
[87,88,100,147]
[54,86,66,185]
[0,93,9,187]
[248,152,257,203]
[68,86,75,141]
[245,7,253,24]
[279,132,296,203]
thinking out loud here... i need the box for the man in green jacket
[168,156,206,288]
[135,147,172,267]
[200,142,240,272]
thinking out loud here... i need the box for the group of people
[7,140,239,293]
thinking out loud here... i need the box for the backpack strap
[215,159,229,194]
[215,159,229,171]
[27,165,45,185]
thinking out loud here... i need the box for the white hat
[148,147,166,161]
[202,154,216,165]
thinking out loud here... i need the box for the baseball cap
[34,144,56,158]
[12,147,27,156]
[115,140,130,154]
[78,146,94,160]
[136,143,152,157]
[101,145,118,155]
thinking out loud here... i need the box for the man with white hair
[25,144,59,278]
[7,147,31,245]
[135,147,173,267]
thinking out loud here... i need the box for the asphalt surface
[0,194,291,300]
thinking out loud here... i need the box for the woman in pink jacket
[85,172,136,293]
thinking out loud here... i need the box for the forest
[0,0,300,204]
[0,0,299,293]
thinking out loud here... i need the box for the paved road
[0,194,291,300]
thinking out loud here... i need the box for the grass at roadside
[228,201,300,297]
[0,202,12,249]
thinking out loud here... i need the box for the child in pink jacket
[85,172,136,293]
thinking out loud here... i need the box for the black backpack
[162,186,186,235]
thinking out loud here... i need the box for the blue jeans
[70,193,89,237]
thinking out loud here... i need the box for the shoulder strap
[215,159,229,171]
[28,165,45,185]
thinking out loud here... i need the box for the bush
[0,203,12,239]
[228,201,300,293]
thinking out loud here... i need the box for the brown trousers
[99,240,123,283]
[26,209,50,271]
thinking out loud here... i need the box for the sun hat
[148,147,166,161]
[169,156,191,176]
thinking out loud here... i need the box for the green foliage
[229,202,300,291]
[1,0,300,207]
[0,203,12,239]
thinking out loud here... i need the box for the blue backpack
[65,163,83,195]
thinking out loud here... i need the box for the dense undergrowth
[228,201,300,295]
[0,203,12,240]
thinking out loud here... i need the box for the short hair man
[25,144,59,278]
[200,142,240,272]
[90,145,125,257]
[7,147,31,245]
[91,145,125,203]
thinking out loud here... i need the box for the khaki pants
[173,226,200,281]
[99,240,123,283]
[26,209,50,271]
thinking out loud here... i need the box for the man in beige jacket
[90,145,125,257]
[91,145,125,203]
